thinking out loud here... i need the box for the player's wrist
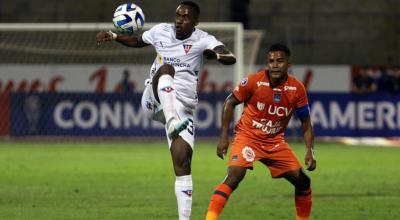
[215,52,220,60]
[308,148,316,158]
[107,30,117,40]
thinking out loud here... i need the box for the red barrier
[0,92,10,136]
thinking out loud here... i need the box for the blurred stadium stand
[1,0,399,65]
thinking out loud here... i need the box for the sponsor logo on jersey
[182,190,193,197]
[257,81,270,87]
[242,146,255,162]
[273,92,281,103]
[252,119,283,135]
[284,86,297,91]
[158,54,163,64]
[257,102,265,111]
[267,105,293,116]
[241,78,248,86]
[162,57,191,68]
[183,44,193,54]
[161,86,174,93]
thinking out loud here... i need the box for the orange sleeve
[296,81,309,108]
[232,74,256,103]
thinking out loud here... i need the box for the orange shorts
[228,135,302,178]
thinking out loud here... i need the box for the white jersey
[141,23,223,108]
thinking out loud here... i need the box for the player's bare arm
[96,31,149,48]
[203,45,236,65]
[217,93,241,159]
[300,116,317,171]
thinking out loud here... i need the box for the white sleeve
[202,34,224,50]
[141,24,160,45]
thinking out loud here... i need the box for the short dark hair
[268,43,291,57]
[180,1,200,18]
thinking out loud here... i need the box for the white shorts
[141,80,195,148]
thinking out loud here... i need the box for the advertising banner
[9,92,400,137]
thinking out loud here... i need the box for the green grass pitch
[0,141,399,220]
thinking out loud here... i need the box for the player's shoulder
[150,23,173,33]
[287,74,304,86]
[242,70,266,87]
[248,70,267,82]
[193,27,214,38]
[287,74,306,91]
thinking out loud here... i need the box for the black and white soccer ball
[112,3,145,33]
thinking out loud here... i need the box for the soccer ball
[112,3,145,33]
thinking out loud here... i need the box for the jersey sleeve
[232,74,256,103]
[201,33,224,50]
[296,81,309,108]
[141,23,163,45]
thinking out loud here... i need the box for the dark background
[1,0,399,65]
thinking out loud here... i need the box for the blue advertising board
[10,92,228,137]
[10,92,400,137]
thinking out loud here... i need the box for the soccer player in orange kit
[205,43,317,220]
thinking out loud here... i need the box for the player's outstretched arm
[217,93,241,159]
[203,45,236,65]
[96,31,149,48]
[300,116,317,171]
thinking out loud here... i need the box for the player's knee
[173,153,191,171]
[157,64,175,77]
[296,172,311,190]
[173,158,191,175]
[224,174,244,190]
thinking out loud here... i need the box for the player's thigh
[165,99,195,149]
[227,135,259,169]
[141,82,165,123]
[260,142,302,178]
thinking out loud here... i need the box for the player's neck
[268,72,288,88]
[176,29,195,40]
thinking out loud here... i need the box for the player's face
[267,51,290,81]
[174,5,198,39]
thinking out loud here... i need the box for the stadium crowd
[352,65,400,95]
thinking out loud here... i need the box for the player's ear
[287,57,292,66]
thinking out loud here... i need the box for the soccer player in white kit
[96,1,236,219]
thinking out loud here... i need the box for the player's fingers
[307,160,316,171]
[216,148,223,159]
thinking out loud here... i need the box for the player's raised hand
[216,138,229,159]
[96,31,116,46]
[305,148,316,171]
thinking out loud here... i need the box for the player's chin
[270,71,284,79]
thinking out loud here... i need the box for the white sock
[175,175,193,220]
[157,74,177,126]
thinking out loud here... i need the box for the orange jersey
[232,70,309,144]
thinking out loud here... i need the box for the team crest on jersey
[241,78,248,86]
[273,92,281,103]
[257,102,265,111]
[183,44,193,54]
[182,190,193,197]
[242,146,255,162]
[161,86,174,93]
